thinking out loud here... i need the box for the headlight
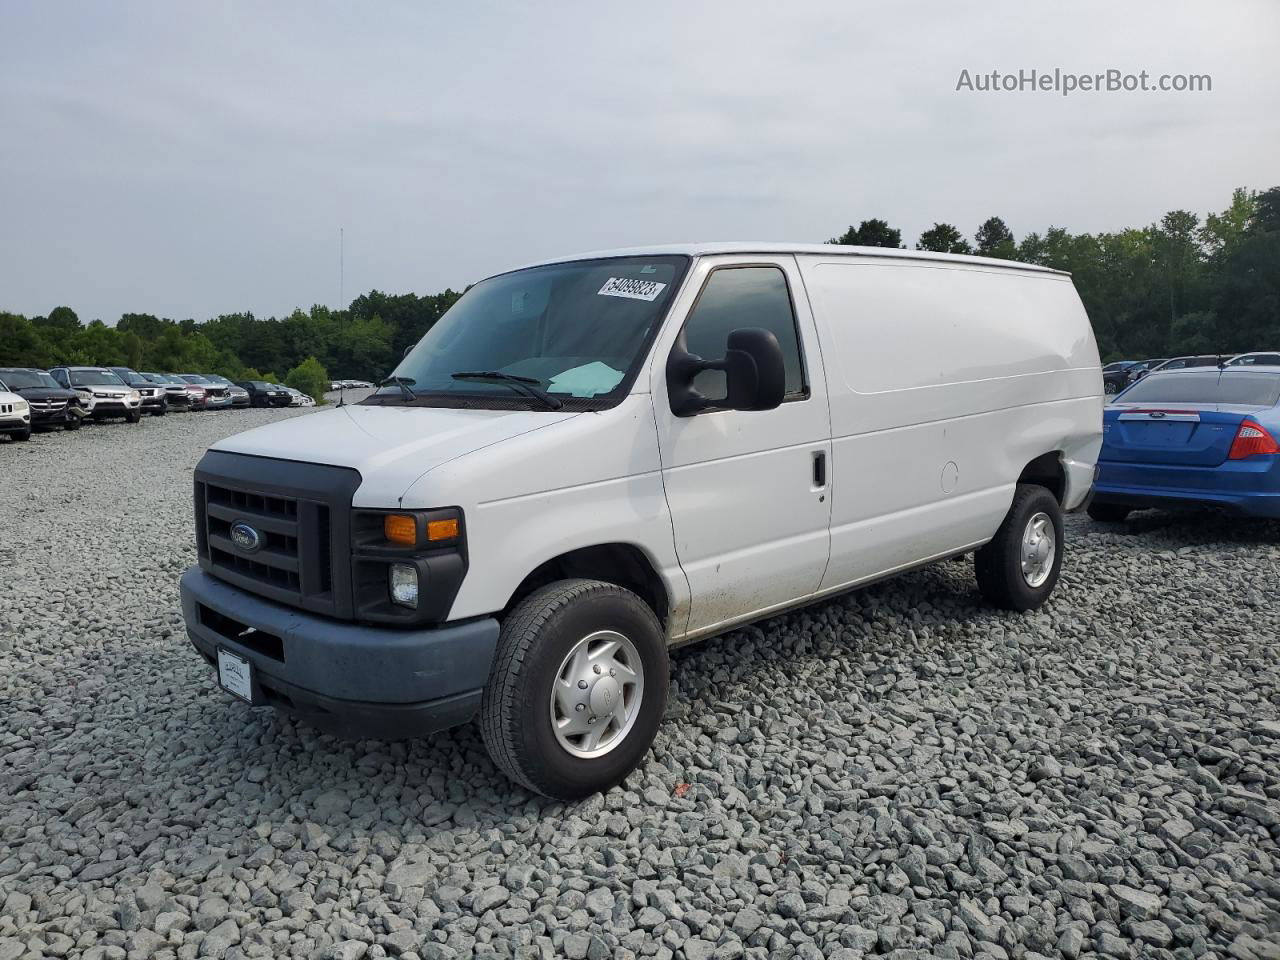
[13,400,27,413]
[389,563,419,608]
[127,390,140,402]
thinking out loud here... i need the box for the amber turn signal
[427,517,459,541]
[383,514,417,546]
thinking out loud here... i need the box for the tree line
[1,186,1277,378]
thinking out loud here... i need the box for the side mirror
[667,327,786,417]
[403,344,413,358]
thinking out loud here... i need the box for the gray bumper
[180,566,499,738]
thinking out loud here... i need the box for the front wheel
[65,418,81,431]
[480,579,668,800]
[14,427,31,441]
[125,410,141,424]
[975,484,1064,611]
[1104,380,1119,395]
[151,407,166,417]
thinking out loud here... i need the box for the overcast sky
[2,0,1277,324]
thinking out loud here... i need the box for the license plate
[217,648,254,703]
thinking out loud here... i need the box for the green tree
[284,356,330,405]
[916,223,972,254]
[974,217,1017,259]
[828,219,903,248]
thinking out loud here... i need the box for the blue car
[1089,365,1280,521]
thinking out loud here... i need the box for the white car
[0,389,32,441]
[180,242,1102,799]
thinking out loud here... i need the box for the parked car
[176,374,233,409]
[0,388,32,441]
[1122,358,1167,386]
[202,374,251,407]
[49,367,143,422]
[278,386,315,407]
[1226,352,1280,366]
[141,373,193,411]
[179,243,1102,799]
[1146,355,1225,374]
[0,368,89,431]
[109,367,168,417]
[1090,366,1280,521]
[160,374,209,410]
[236,380,293,407]
[1102,360,1138,395]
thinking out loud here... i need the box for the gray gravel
[2,403,1280,960]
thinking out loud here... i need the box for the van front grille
[193,452,361,619]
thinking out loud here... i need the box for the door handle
[812,450,826,488]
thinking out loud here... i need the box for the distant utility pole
[339,227,345,309]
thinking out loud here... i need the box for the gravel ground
[2,402,1279,960]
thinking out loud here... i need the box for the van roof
[510,242,1068,278]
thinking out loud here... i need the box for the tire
[14,427,31,441]
[126,410,141,424]
[1104,380,1119,395]
[65,418,81,431]
[975,483,1064,611]
[480,579,668,800]
[1087,501,1131,523]
[151,407,166,417]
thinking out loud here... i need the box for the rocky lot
[1,403,1279,960]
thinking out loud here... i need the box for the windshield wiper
[451,371,563,410]
[379,375,418,401]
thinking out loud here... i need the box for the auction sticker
[598,277,666,301]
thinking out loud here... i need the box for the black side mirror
[403,345,413,358]
[667,327,786,417]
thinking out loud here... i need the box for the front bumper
[179,566,500,738]
[0,414,30,434]
[90,398,140,417]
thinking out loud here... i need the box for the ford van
[180,243,1103,799]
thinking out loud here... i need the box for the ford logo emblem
[230,521,263,553]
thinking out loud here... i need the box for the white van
[180,243,1102,798]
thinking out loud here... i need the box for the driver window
[675,266,807,403]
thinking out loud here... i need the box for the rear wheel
[1087,501,1131,523]
[480,579,668,800]
[975,484,1064,611]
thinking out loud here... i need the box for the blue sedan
[1089,365,1280,521]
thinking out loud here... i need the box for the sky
[1,0,1278,324]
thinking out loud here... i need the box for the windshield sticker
[598,277,666,301]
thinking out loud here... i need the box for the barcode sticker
[598,277,667,301]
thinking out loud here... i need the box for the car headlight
[127,390,140,402]
[13,400,28,413]
[389,563,419,608]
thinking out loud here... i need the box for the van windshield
[373,255,689,408]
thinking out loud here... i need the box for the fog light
[389,563,418,608]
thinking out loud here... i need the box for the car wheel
[1104,380,1118,395]
[1087,501,1131,523]
[125,410,141,424]
[152,407,166,417]
[480,579,668,800]
[975,483,1064,612]
[14,427,32,441]
[65,418,81,431]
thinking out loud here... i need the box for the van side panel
[798,257,1102,594]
